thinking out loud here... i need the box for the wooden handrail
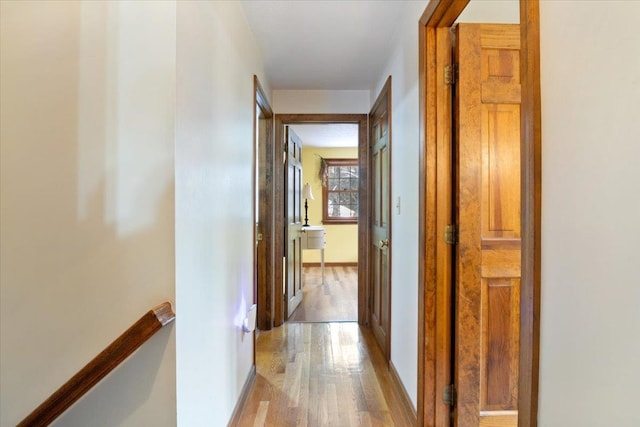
[18,302,176,427]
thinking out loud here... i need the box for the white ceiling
[290,124,359,148]
[240,1,422,90]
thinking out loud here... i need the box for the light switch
[396,196,401,214]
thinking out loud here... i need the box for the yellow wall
[301,146,358,263]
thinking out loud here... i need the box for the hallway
[237,323,413,426]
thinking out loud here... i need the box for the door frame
[417,1,541,426]
[253,76,275,331]
[273,114,368,327]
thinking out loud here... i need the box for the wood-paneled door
[285,126,304,318]
[369,78,392,360]
[453,23,521,426]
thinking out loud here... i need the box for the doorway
[287,123,360,323]
[260,107,393,362]
[272,114,368,328]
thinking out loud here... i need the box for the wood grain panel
[481,249,521,278]
[483,49,520,84]
[486,282,512,407]
[482,83,521,104]
[374,248,381,325]
[381,248,389,328]
[481,279,520,411]
[374,150,381,226]
[480,412,519,427]
[480,25,520,49]
[381,146,389,227]
[482,104,521,236]
[482,238,521,250]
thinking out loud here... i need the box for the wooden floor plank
[236,322,414,426]
[288,266,358,322]
[253,402,269,427]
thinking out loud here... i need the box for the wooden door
[369,79,391,359]
[454,24,521,426]
[285,126,304,318]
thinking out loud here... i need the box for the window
[322,158,358,224]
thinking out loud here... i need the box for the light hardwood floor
[237,322,414,426]
[288,266,358,322]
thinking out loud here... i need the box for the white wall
[371,0,427,410]
[0,1,176,426]
[175,1,269,425]
[273,90,369,113]
[539,2,640,426]
[456,0,519,24]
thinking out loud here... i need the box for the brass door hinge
[445,64,457,85]
[443,384,457,407]
[445,224,458,245]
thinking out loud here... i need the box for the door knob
[379,239,389,249]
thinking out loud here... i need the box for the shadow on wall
[1,1,176,425]
[7,166,177,426]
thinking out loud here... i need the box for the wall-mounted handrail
[17,302,176,427]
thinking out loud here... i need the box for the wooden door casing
[417,2,542,426]
[369,78,392,360]
[454,23,521,427]
[285,126,304,318]
[272,114,368,328]
[254,76,274,331]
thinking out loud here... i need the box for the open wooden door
[454,24,521,426]
[369,78,391,360]
[285,126,304,318]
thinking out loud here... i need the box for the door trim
[417,1,541,426]
[253,76,274,331]
[273,114,368,327]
